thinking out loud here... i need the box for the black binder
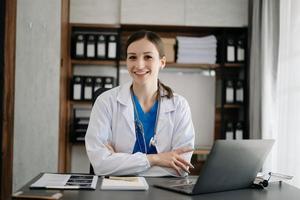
[225,121,234,139]
[93,77,103,93]
[86,35,96,59]
[83,77,93,100]
[107,35,117,59]
[235,80,244,103]
[226,36,235,62]
[96,34,106,59]
[74,34,85,58]
[104,77,114,89]
[236,35,245,62]
[235,121,244,139]
[72,76,83,100]
[225,80,234,103]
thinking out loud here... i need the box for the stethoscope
[130,86,160,154]
[252,172,293,189]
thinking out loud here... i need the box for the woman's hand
[147,147,194,176]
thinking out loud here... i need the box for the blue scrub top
[132,95,158,154]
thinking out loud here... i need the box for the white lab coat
[85,82,195,176]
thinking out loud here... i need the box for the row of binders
[72,76,115,101]
[176,35,217,64]
[71,32,245,64]
[226,35,246,63]
[71,108,91,142]
[72,32,118,59]
[225,121,244,140]
[225,79,244,104]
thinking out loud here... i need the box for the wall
[13,0,61,191]
[71,0,248,27]
[70,0,120,24]
[184,0,248,27]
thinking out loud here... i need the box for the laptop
[154,139,274,195]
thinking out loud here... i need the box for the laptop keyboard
[168,178,197,192]
[167,178,197,186]
[172,184,195,191]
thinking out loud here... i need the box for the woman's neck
[132,82,158,112]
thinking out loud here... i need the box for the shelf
[70,101,92,106]
[120,24,244,35]
[224,63,245,68]
[216,104,243,109]
[119,60,220,69]
[71,59,117,65]
[70,23,120,29]
[193,149,210,155]
[70,140,85,144]
[167,63,220,69]
[223,104,243,108]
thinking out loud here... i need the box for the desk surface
[14,174,300,200]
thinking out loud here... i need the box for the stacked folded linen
[176,35,217,64]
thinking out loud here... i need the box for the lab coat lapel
[117,82,135,135]
[156,97,175,135]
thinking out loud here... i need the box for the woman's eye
[145,55,152,60]
[128,56,136,60]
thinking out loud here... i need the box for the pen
[31,185,81,189]
[46,185,80,189]
[104,176,138,182]
[269,172,293,180]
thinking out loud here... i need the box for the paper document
[101,176,149,190]
[30,173,98,190]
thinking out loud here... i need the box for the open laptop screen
[154,139,274,195]
[192,139,274,194]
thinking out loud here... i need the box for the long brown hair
[125,30,173,98]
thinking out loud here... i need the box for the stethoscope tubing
[130,85,160,154]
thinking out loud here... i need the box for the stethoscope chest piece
[149,136,157,147]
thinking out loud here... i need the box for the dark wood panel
[1,0,17,199]
[0,0,4,196]
[58,0,70,173]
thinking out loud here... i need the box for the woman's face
[126,38,166,86]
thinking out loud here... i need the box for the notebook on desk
[154,139,274,195]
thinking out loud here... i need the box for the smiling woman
[126,30,172,99]
[127,38,164,98]
[85,30,195,177]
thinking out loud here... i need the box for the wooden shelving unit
[119,60,221,69]
[224,63,245,68]
[71,59,117,66]
[60,23,249,172]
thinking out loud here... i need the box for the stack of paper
[30,173,98,190]
[101,176,149,190]
[176,35,217,64]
